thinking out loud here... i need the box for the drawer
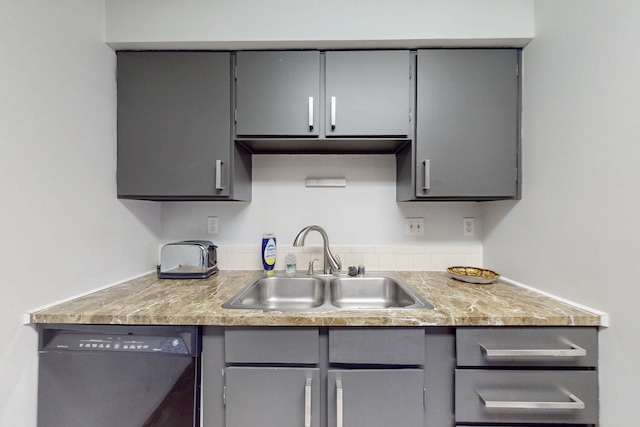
[455,369,598,424]
[457,327,598,368]
[329,327,425,365]
[225,327,319,364]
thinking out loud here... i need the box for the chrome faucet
[293,225,342,275]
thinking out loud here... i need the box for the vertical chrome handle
[336,379,343,427]
[308,97,314,130]
[215,159,224,190]
[304,377,312,427]
[330,96,336,130]
[422,159,430,190]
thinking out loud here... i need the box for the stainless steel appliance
[158,240,218,279]
[37,324,201,427]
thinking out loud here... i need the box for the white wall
[105,0,534,49]
[162,155,481,244]
[483,0,640,425]
[0,1,161,425]
[162,155,483,271]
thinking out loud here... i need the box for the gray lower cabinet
[327,327,428,427]
[455,327,599,426]
[397,49,520,201]
[204,326,450,427]
[117,51,251,201]
[226,367,321,427]
[235,50,411,139]
[202,326,597,427]
[327,369,424,427]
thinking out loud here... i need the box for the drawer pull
[215,159,224,190]
[480,392,585,410]
[481,343,587,358]
[422,159,430,191]
[304,377,312,427]
[330,96,337,130]
[308,97,314,130]
[336,379,343,427]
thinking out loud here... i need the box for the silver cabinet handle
[330,96,336,130]
[304,377,312,427]
[480,392,585,410]
[336,379,343,427]
[481,343,587,358]
[308,97,314,130]
[215,160,224,190]
[422,159,430,190]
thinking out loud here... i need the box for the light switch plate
[405,218,424,236]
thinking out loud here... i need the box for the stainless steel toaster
[158,240,218,279]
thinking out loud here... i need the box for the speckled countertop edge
[29,270,603,327]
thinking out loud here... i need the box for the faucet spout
[293,225,342,275]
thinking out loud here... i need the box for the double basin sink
[222,272,433,312]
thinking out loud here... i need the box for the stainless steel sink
[222,276,325,311]
[222,272,433,311]
[329,276,432,309]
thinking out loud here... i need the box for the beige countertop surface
[29,270,603,327]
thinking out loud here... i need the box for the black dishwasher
[37,324,201,427]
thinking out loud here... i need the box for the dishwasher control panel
[44,332,189,354]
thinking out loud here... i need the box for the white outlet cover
[463,217,474,236]
[207,216,219,235]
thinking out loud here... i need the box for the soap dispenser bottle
[285,252,297,277]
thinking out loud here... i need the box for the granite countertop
[29,270,603,327]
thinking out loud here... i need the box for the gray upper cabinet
[397,49,520,201]
[235,51,321,137]
[324,50,411,137]
[235,50,411,140]
[117,51,251,201]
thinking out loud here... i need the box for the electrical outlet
[463,217,474,236]
[405,217,424,236]
[207,216,219,235]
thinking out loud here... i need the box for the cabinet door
[117,51,233,198]
[415,49,519,199]
[327,369,424,427]
[325,50,411,137]
[236,51,321,137]
[225,367,320,427]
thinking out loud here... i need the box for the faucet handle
[332,253,342,273]
[307,259,319,275]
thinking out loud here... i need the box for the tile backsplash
[217,243,483,272]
